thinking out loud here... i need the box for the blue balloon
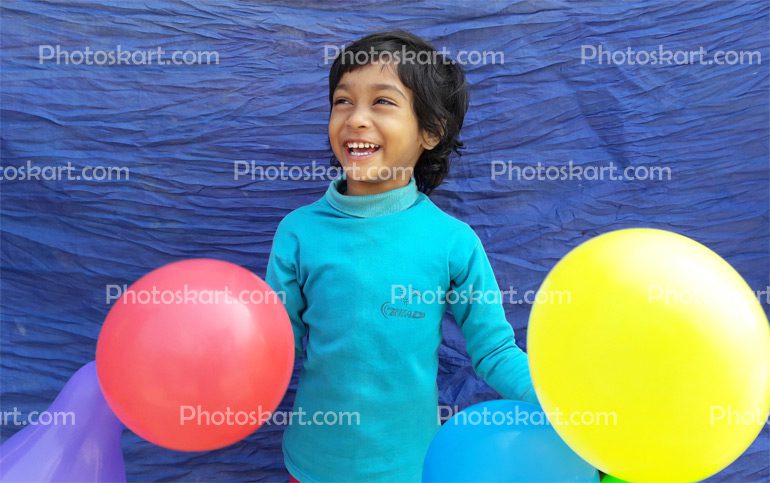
[0,361,126,482]
[423,400,599,482]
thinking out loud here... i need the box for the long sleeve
[448,237,539,405]
[265,220,308,361]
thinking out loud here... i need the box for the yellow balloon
[527,228,770,483]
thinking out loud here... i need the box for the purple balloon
[0,361,125,482]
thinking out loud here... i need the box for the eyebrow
[335,82,407,101]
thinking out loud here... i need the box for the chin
[343,164,387,182]
[346,175,385,184]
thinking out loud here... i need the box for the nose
[345,104,371,130]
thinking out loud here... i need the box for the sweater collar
[324,173,420,218]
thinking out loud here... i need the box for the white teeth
[347,142,379,149]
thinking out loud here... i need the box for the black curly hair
[328,30,469,195]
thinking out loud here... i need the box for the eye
[375,98,395,106]
[333,98,351,105]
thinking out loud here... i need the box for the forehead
[335,62,408,92]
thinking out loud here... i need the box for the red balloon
[96,259,294,451]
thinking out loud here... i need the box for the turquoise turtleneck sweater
[265,174,538,482]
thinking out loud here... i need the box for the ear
[420,129,441,151]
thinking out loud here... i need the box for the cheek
[328,119,345,149]
[391,115,422,148]
[328,115,340,138]
[391,131,422,155]
[327,125,341,158]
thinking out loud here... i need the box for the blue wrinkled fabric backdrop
[1,0,768,481]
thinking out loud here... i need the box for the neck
[325,174,419,218]
[344,177,411,196]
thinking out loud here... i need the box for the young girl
[266,30,539,483]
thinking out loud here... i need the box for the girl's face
[329,62,438,196]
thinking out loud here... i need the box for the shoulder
[419,196,481,249]
[269,200,327,263]
[273,199,325,236]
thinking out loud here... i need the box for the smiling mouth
[345,142,381,157]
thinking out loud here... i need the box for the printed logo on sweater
[380,288,425,319]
